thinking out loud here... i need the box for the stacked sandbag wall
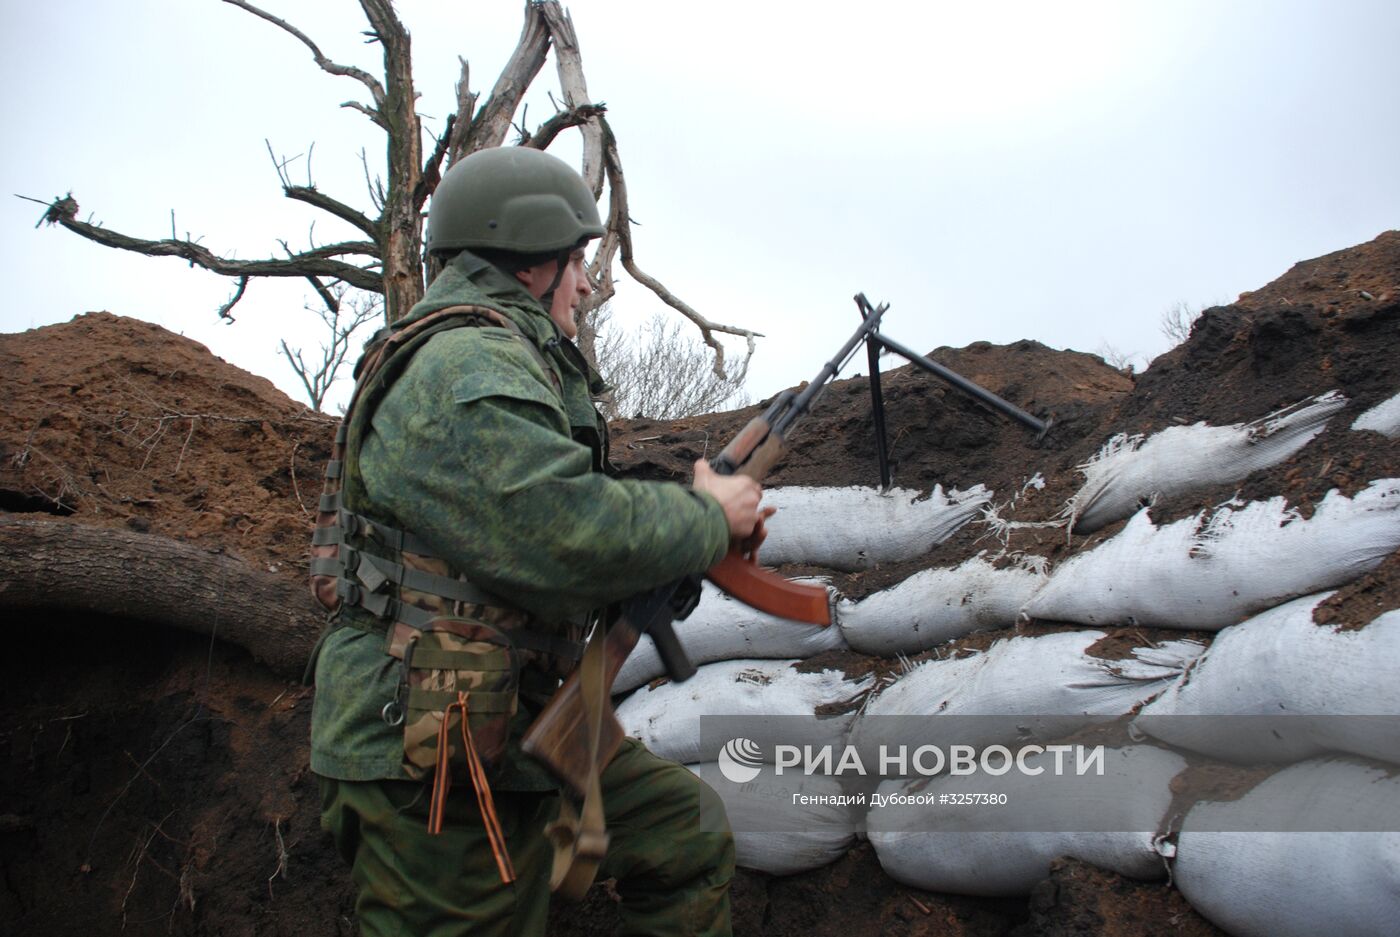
[609,390,1400,935]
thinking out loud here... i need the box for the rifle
[521,302,887,793]
[522,295,1056,897]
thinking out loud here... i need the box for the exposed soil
[0,312,334,576]
[3,230,1399,935]
[554,845,1031,937]
[1314,547,1400,630]
[1013,858,1221,937]
[0,614,345,937]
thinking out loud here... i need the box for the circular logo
[717,737,764,783]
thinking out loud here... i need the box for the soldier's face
[515,249,591,339]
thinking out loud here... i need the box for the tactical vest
[309,300,586,882]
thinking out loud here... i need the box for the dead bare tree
[593,306,750,420]
[1160,301,1202,347]
[279,284,382,412]
[30,0,758,377]
[1094,340,1138,375]
[4,0,766,679]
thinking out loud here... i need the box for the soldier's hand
[692,459,771,538]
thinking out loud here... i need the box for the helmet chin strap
[536,248,575,330]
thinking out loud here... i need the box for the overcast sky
[4,1,1398,413]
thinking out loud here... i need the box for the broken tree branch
[304,276,341,314]
[282,185,379,240]
[43,195,383,294]
[217,276,250,323]
[538,2,605,199]
[445,57,478,170]
[222,0,387,111]
[596,117,760,380]
[520,103,607,152]
[287,241,380,261]
[341,99,389,130]
[460,2,551,159]
[415,112,457,211]
[36,0,763,366]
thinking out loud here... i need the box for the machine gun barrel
[868,328,1049,436]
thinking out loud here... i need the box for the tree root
[0,517,322,678]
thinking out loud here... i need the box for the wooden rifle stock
[522,580,699,796]
[520,617,636,798]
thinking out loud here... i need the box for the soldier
[310,145,765,936]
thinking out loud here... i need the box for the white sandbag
[615,659,872,765]
[836,554,1047,655]
[757,485,992,571]
[867,745,1184,896]
[1173,760,1400,937]
[1066,391,1345,533]
[686,762,857,875]
[848,631,1203,763]
[614,580,846,694]
[1024,480,1400,630]
[1135,593,1400,764]
[1352,390,1400,438]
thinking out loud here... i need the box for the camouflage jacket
[310,253,731,788]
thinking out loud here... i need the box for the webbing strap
[334,579,585,662]
[311,556,341,576]
[361,523,443,562]
[322,298,580,666]
[403,645,512,671]
[349,549,505,607]
[544,624,610,900]
[407,685,515,712]
[499,629,585,662]
[331,506,447,561]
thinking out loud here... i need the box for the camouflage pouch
[386,618,520,782]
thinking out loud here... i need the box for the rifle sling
[543,622,611,900]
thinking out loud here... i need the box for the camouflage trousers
[319,738,735,937]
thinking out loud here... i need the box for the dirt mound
[4,231,1399,936]
[614,234,1400,605]
[0,311,334,574]
[612,339,1131,496]
[1234,229,1400,313]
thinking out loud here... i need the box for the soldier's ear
[513,265,541,296]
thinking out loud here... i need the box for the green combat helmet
[426,146,605,256]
